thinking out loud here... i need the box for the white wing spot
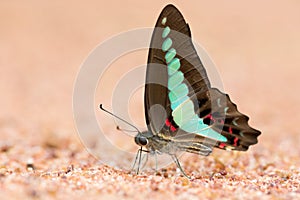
[161,17,167,25]
[217,98,221,107]
[232,118,238,126]
[224,107,229,113]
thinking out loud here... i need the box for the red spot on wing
[206,114,216,123]
[219,143,226,148]
[229,127,233,134]
[207,114,213,121]
[170,125,176,132]
[165,118,177,132]
[207,114,212,119]
[165,119,171,127]
[233,137,239,146]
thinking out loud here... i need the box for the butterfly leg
[155,152,158,173]
[137,147,143,174]
[171,155,191,179]
[132,147,149,175]
[131,147,142,174]
[141,152,149,169]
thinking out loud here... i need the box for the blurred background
[1,0,300,163]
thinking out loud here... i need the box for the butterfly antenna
[116,126,138,133]
[99,104,141,133]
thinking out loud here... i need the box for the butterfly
[101,4,261,178]
[134,4,261,177]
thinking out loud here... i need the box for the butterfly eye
[135,136,148,146]
[139,137,148,146]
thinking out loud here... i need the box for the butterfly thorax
[134,131,179,155]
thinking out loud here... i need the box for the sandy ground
[0,1,300,199]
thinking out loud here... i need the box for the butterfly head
[134,131,153,147]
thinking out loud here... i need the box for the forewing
[145,4,211,134]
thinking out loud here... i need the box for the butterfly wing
[145,4,260,152]
[145,4,210,134]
